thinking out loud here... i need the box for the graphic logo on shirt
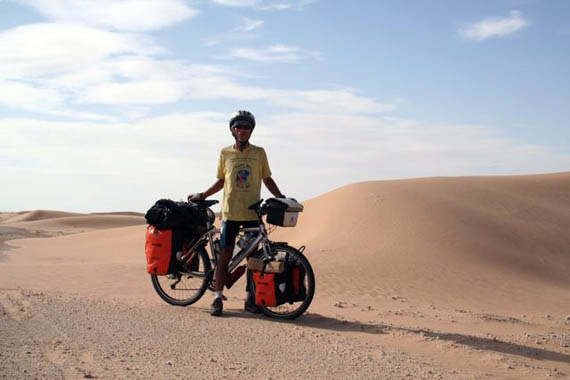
[235,164,251,189]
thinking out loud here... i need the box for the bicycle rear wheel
[151,247,211,306]
[254,244,315,320]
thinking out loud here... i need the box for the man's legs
[210,221,239,316]
[214,246,233,292]
[211,220,258,316]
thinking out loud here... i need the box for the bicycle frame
[179,210,275,277]
[210,222,274,273]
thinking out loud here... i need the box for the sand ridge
[1,210,146,234]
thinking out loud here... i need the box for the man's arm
[189,179,224,201]
[263,176,283,198]
[203,179,224,198]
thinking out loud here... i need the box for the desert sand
[1,173,570,379]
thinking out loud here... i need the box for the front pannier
[265,198,303,227]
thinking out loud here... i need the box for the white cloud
[459,10,530,41]
[2,113,569,212]
[17,0,197,31]
[0,114,227,212]
[230,45,302,63]
[211,0,258,6]
[0,23,167,115]
[0,80,114,121]
[260,113,570,200]
[0,81,63,112]
[0,23,162,79]
[262,88,394,114]
[203,17,263,46]
[0,22,385,115]
[210,0,316,11]
[173,74,393,114]
[242,18,264,31]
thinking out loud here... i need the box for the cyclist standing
[189,110,284,316]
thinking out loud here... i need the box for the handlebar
[189,198,270,217]
[189,199,219,208]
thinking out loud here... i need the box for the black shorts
[220,220,258,249]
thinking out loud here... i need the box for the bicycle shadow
[225,310,570,365]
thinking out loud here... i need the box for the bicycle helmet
[229,110,256,151]
[229,110,256,130]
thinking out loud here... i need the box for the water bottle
[237,232,255,249]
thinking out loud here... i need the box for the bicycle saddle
[248,199,263,210]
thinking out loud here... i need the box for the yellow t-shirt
[217,144,272,221]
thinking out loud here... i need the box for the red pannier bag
[252,272,278,307]
[291,265,307,302]
[145,226,172,275]
[252,263,307,307]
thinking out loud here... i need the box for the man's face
[232,124,253,142]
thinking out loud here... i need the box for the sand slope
[1,172,570,379]
[273,172,570,312]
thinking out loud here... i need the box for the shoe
[244,300,261,314]
[210,297,223,316]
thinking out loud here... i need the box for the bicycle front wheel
[151,247,211,306]
[255,244,315,320]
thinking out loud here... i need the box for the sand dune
[2,210,146,234]
[275,172,570,312]
[2,172,569,310]
[1,172,570,379]
[4,210,84,223]
[90,211,144,217]
[6,215,145,232]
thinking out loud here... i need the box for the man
[189,110,283,316]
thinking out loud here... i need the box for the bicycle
[149,198,315,319]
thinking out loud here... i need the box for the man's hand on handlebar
[188,192,204,202]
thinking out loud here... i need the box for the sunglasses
[233,124,253,130]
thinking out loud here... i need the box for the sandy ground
[1,173,570,379]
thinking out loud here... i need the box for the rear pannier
[249,257,307,307]
[265,198,303,227]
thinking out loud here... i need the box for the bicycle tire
[151,246,211,306]
[253,244,315,320]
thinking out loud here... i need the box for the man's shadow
[225,309,570,365]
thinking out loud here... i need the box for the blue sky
[1,0,569,212]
